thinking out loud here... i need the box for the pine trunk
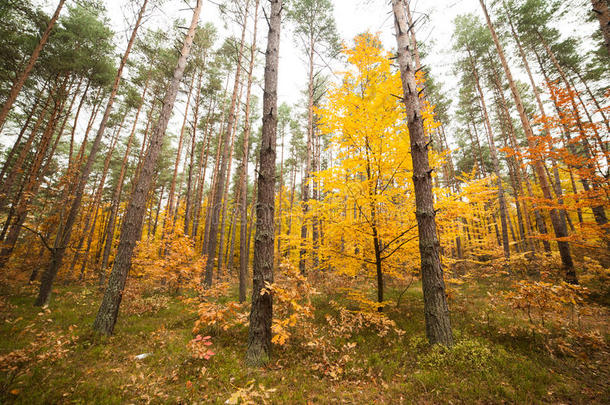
[245,0,281,367]
[238,0,259,298]
[92,0,201,334]
[392,0,453,346]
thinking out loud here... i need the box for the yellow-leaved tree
[313,32,442,311]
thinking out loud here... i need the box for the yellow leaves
[312,32,431,284]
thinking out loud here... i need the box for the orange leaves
[192,299,248,333]
[495,278,608,357]
[190,262,317,348]
[130,226,204,293]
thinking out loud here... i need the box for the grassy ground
[0,278,608,404]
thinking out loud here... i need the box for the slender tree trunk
[0,84,55,211]
[162,73,195,244]
[100,77,150,281]
[284,156,298,258]
[204,0,250,286]
[68,79,90,166]
[467,47,510,258]
[185,71,203,234]
[0,79,67,268]
[299,34,315,275]
[151,185,164,240]
[0,0,66,132]
[217,80,243,277]
[70,120,123,275]
[245,0,281,367]
[0,81,48,186]
[238,1,259,298]
[392,0,453,346]
[192,97,216,238]
[571,68,610,135]
[276,121,285,266]
[92,0,201,335]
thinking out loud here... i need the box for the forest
[0,0,608,403]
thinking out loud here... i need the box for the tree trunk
[467,47,510,259]
[100,77,150,281]
[162,73,195,244]
[192,97,216,238]
[276,119,285,266]
[392,0,453,346]
[299,32,315,275]
[185,71,203,234]
[70,120,123,275]
[238,0,259,298]
[0,81,48,186]
[0,84,55,212]
[0,79,67,268]
[245,0,281,367]
[217,80,244,277]
[92,0,201,335]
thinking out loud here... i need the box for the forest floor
[0,273,608,404]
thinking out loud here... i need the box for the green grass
[0,280,608,404]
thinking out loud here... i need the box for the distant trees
[0,0,66,132]
[35,0,150,306]
[287,0,339,274]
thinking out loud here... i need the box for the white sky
[102,0,597,144]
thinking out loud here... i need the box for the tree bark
[299,33,315,275]
[592,0,610,55]
[92,0,201,335]
[392,0,453,346]
[100,77,150,282]
[185,71,203,234]
[239,0,259,302]
[217,80,244,277]
[161,73,195,245]
[245,0,281,366]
